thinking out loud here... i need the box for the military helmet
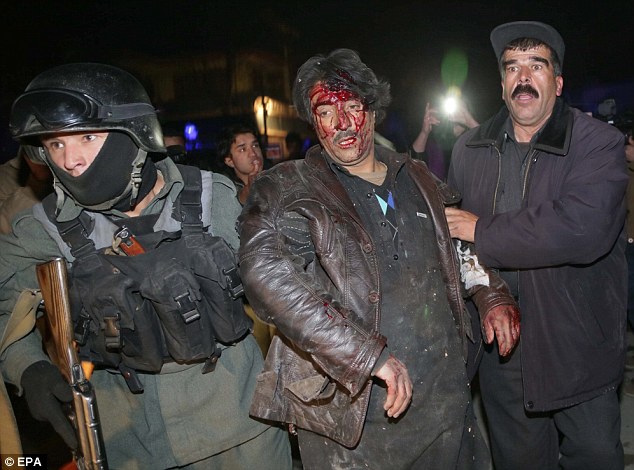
[9,62,164,152]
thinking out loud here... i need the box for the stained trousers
[296,401,490,470]
[479,342,623,470]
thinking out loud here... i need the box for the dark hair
[292,48,391,125]
[216,123,259,159]
[500,38,562,77]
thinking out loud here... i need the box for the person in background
[0,144,56,461]
[161,122,188,165]
[446,21,627,469]
[0,145,52,233]
[0,62,291,469]
[216,123,275,355]
[410,100,479,181]
[238,47,519,470]
[217,123,264,205]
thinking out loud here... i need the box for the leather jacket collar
[301,145,411,225]
[302,144,460,209]
[466,97,574,156]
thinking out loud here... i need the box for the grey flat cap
[490,21,565,69]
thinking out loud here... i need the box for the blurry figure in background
[217,123,274,355]
[284,131,305,160]
[411,103,444,179]
[161,122,189,165]
[410,100,479,181]
[597,97,617,123]
[0,144,60,464]
[217,123,264,205]
[0,145,52,233]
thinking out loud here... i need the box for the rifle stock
[36,258,108,470]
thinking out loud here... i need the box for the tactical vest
[32,165,252,392]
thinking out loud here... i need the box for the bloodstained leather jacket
[239,145,517,447]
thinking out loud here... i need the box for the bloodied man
[238,48,519,469]
[309,81,376,171]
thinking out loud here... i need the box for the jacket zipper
[491,142,538,310]
[521,149,538,200]
[492,144,503,214]
[516,148,538,308]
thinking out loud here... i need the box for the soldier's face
[41,131,109,177]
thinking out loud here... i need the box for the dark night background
[2,0,633,158]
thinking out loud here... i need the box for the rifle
[36,258,108,470]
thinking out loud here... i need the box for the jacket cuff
[371,347,390,375]
[468,271,518,321]
[340,332,387,397]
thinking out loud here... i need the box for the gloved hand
[21,360,78,450]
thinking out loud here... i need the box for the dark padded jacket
[449,98,628,412]
[239,145,517,446]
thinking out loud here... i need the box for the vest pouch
[71,256,165,372]
[190,235,252,344]
[137,254,217,362]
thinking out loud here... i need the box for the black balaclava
[46,132,157,212]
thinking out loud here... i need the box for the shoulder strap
[41,194,96,259]
[174,164,204,238]
[40,166,205,256]
[173,165,242,297]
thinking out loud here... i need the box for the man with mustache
[238,48,520,469]
[445,21,627,469]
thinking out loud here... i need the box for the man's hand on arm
[482,305,521,356]
[373,354,413,418]
[445,207,478,243]
[447,207,521,356]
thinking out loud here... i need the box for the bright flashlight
[443,96,458,115]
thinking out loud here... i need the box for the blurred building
[117,49,312,169]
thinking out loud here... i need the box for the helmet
[9,63,164,212]
[9,63,164,152]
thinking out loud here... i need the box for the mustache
[333,130,357,144]
[512,84,539,99]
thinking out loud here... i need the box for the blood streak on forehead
[310,81,370,141]
[310,83,364,112]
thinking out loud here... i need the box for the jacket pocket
[286,374,336,403]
